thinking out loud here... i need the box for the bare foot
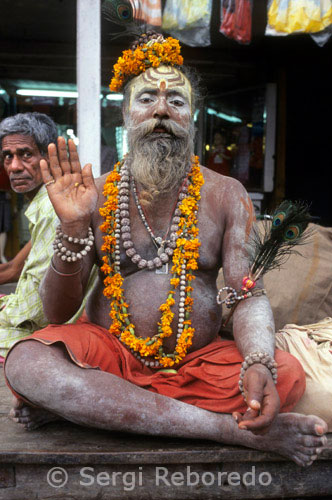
[236,412,328,467]
[9,397,60,430]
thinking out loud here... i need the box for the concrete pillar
[77,0,101,178]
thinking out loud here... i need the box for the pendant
[156,262,168,274]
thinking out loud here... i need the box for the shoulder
[201,166,249,207]
[201,166,254,239]
[201,165,243,190]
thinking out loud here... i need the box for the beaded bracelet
[217,286,266,308]
[55,225,94,246]
[238,351,278,399]
[53,226,94,262]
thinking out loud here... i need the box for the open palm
[40,137,98,226]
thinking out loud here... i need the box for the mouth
[10,177,31,185]
[153,126,168,133]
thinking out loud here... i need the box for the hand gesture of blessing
[40,137,98,234]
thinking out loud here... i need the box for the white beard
[126,117,195,203]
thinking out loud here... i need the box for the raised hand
[40,137,98,234]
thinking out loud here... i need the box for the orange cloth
[4,317,305,414]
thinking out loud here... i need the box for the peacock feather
[102,0,144,38]
[248,200,312,281]
[218,200,313,324]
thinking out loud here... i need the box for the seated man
[0,113,60,362]
[4,34,327,467]
[0,112,94,363]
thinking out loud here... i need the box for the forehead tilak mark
[159,79,167,91]
[141,68,186,88]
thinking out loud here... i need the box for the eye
[139,96,154,104]
[23,152,32,159]
[170,98,184,107]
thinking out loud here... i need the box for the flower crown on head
[109,33,183,93]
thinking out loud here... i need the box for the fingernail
[239,424,247,430]
[250,399,260,408]
[315,424,324,435]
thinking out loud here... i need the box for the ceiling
[0,0,331,93]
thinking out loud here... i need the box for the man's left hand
[233,363,280,434]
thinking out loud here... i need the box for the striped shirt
[0,185,96,357]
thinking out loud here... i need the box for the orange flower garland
[109,36,183,92]
[100,156,204,368]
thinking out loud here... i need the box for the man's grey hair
[0,112,58,154]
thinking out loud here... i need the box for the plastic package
[219,0,253,44]
[310,23,332,45]
[266,0,332,35]
[162,0,213,47]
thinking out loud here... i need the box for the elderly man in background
[0,112,94,363]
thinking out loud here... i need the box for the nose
[153,96,170,120]
[10,154,24,172]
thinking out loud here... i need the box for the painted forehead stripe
[141,67,187,88]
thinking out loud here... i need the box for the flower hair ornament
[110,35,183,92]
[102,1,183,92]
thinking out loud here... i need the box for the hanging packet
[162,0,213,47]
[219,0,253,44]
[266,0,332,35]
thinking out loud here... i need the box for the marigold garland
[109,36,183,92]
[99,156,204,368]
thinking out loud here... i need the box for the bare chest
[93,190,224,275]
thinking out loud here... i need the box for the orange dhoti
[4,317,305,414]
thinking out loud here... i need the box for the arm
[0,241,32,284]
[39,137,98,323]
[221,181,278,432]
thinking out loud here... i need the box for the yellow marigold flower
[170,278,180,287]
[159,357,175,368]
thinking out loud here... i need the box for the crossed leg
[5,340,328,467]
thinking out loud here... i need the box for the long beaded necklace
[99,155,204,368]
[131,177,189,274]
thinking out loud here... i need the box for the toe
[292,451,316,467]
[314,422,328,435]
[301,435,327,448]
[297,415,328,436]
[20,406,32,417]
[15,416,32,424]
